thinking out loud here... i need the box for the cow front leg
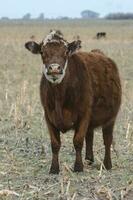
[46,117,61,174]
[50,130,61,174]
[73,118,89,172]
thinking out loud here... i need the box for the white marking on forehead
[43,30,56,45]
[42,30,68,46]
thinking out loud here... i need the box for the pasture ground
[0,19,133,200]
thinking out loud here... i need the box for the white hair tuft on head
[42,30,68,46]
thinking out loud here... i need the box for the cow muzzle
[47,63,63,75]
[43,60,68,84]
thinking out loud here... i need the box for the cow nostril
[57,66,61,71]
[49,66,52,71]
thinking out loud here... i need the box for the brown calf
[25,30,122,174]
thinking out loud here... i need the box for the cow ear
[67,40,81,55]
[25,41,41,54]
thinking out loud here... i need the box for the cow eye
[65,50,69,56]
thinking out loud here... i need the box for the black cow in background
[96,32,106,39]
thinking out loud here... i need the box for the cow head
[25,30,81,84]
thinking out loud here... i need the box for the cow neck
[54,85,65,123]
[48,72,68,123]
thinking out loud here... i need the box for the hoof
[85,157,94,165]
[74,162,83,172]
[104,159,112,170]
[49,166,60,174]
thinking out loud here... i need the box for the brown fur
[25,31,121,174]
[40,51,121,173]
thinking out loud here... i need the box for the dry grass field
[0,19,133,200]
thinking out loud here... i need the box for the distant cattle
[96,32,106,39]
[25,30,121,174]
[90,49,105,55]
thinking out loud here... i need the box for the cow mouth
[47,71,63,76]
[48,73,64,83]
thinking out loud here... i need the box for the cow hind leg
[73,133,84,172]
[85,128,94,164]
[102,121,115,170]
